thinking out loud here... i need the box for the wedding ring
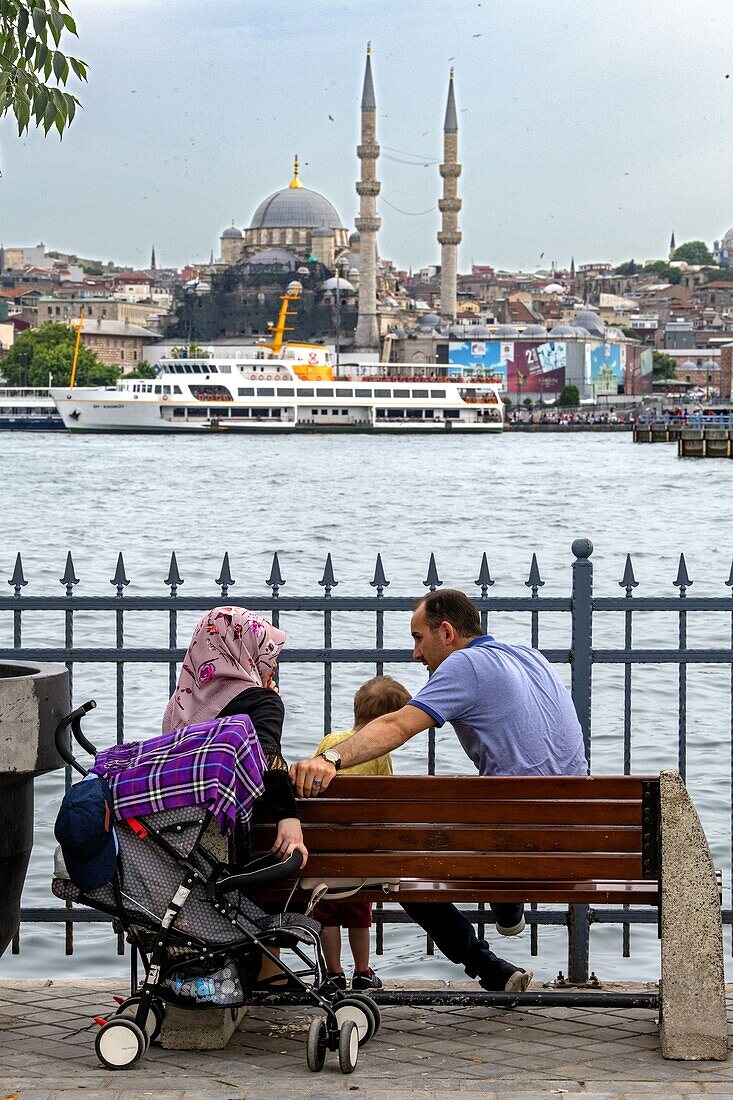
[313,779,322,788]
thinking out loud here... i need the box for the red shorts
[311,899,373,929]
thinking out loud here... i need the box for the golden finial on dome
[289,154,303,189]
[450,66,454,80]
[367,41,372,56]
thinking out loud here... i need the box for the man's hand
[289,756,337,798]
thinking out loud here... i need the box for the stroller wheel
[306,1017,327,1072]
[346,993,380,1038]
[115,995,165,1043]
[335,996,376,1045]
[95,1017,147,1070]
[338,1018,359,1074]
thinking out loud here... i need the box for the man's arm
[289,704,432,798]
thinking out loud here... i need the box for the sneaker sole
[496,917,526,937]
[504,969,533,993]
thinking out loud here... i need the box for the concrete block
[160,1003,248,1050]
[659,770,728,1060]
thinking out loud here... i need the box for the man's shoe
[504,968,532,993]
[325,971,347,991]
[496,915,526,936]
[352,968,383,990]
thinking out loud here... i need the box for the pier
[633,414,733,456]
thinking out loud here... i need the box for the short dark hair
[353,675,411,727]
[415,589,482,638]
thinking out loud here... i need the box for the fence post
[569,537,594,982]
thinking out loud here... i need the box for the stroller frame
[54,701,377,1073]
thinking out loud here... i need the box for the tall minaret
[150,245,156,271]
[438,69,462,322]
[669,231,676,260]
[354,44,381,351]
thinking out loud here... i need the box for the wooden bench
[250,770,727,1061]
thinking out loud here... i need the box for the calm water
[1,430,732,983]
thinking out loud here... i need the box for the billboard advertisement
[448,341,512,386]
[624,345,653,396]
[506,341,567,396]
[585,342,623,394]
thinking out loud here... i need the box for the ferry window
[184,364,193,373]
[188,408,206,417]
[238,387,254,396]
[433,389,446,398]
[173,385,182,394]
[192,365,203,374]
[319,388,334,397]
[218,365,231,373]
[337,388,353,397]
[355,388,372,397]
[376,408,386,416]
[278,387,295,396]
[173,408,186,417]
[341,409,349,415]
[209,365,219,373]
[407,408,422,418]
[412,389,429,398]
[424,409,434,417]
[374,388,390,398]
[259,387,274,396]
[311,409,318,416]
[300,387,314,397]
[446,409,460,418]
[321,409,328,416]
[163,386,171,394]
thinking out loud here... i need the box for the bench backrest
[251,775,661,884]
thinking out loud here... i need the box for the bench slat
[289,799,643,826]
[250,824,643,854]
[314,775,654,800]
[294,852,642,880]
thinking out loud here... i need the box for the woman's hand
[271,817,308,867]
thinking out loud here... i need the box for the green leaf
[31,5,47,37]
[52,48,67,81]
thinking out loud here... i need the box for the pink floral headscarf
[162,606,287,733]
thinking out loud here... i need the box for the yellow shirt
[314,729,393,776]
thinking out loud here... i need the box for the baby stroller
[52,701,380,1074]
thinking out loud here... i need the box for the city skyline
[0,0,731,272]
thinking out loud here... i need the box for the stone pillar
[719,344,732,400]
[658,770,727,1060]
[354,45,381,351]
[438,70,462,323]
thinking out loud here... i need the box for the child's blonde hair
[353,675,411,728]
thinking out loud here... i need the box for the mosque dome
[523,324,547,337]
[573,310,604,337]
[243,249,298,268]
[680,359,696,371]
[494,324,519,337]
[464,324,492,337]
[418,313,441,328]
[249,162,344,231]
[322,276,355,292]
[544,282,565,295]
[221,223,243,239]
[549,324,577,337]
[349,230,361,245]
[723,228,733,242]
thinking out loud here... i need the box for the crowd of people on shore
[505,409,632,425]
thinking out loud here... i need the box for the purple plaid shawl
[90,716,266,836]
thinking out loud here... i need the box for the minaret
[438,69,462,322]
[150,245,156,271]
[669,231,676,261]
[354,44,381,351]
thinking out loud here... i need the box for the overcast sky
[1,0,731,273]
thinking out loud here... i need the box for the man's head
[353,675,412,729]
[411,589,482,674]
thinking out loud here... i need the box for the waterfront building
[65,317,159,371]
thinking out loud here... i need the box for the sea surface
[1,429,732,984]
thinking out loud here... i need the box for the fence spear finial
[110,552,129,596]
[673,552,692,592]
[216,552,235,598]
[60,551,79,595]
[475,553,493,597]
[525,553,545,594]
[266,552,285,594]
[423,554,442,591]
[619,553,638,593]
[370,553,390,594]
[319,553,338,594]
[165,551,183,595]
[726,559,733,589]
[8,552,27,595]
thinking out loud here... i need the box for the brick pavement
[1,980,733,1100]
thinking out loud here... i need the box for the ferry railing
[2,539,733,984]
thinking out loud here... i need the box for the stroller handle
[214,849,304,895]
[55,700,98,777]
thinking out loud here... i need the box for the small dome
[322,276,355,292]
[573,310,604,337]
[680,359,696,370]
[494,324,519,337]
[349,230,361,245]
[221,224,242,239]
[418,313,441,328]
[549,324,577,337]
[572,326,590,337]
[544,282,565,294]
[702,359,717,370]
[723,228,733,242]
[523,324,547,336]
[464,324,491,337]
[348,266,359,278]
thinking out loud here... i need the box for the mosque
[167,47,461,349]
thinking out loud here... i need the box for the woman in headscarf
[163,605,306,865]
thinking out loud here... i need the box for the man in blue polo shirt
[291,589,587,993]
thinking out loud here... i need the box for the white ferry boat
[50,285,503,435]
[0,388,64,430]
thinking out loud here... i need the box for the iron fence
[2,537,733,983]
